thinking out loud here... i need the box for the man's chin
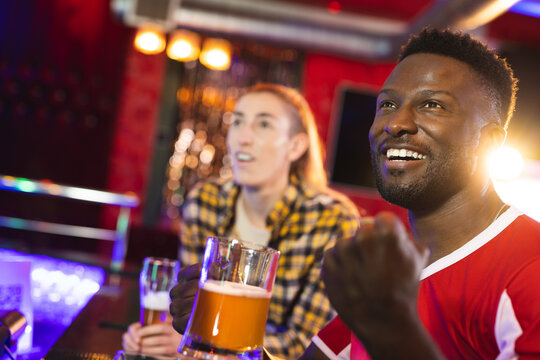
[377,182,421,209]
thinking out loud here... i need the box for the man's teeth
[236,153,254,161]
[386,148,426,160]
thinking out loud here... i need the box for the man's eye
[424,101,443,109]
[231,118,243,127]
[379,101,396,109]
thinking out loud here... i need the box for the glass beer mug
[179,237,280,359]
[139,257,180,326]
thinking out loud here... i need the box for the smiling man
[301,28,540,359]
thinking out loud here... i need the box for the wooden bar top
[45,269,140,359]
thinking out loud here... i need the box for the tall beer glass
[179,237,280,360]
[139,257,180,326]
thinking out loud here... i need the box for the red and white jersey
[313,206,540,359]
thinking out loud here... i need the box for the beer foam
[142,291,170,310]
[203,280,271,298]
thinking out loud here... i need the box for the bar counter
[44,267,140,360]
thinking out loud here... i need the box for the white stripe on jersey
[312,335,351,360]
[495,289,522,360]
[421,206,522,280]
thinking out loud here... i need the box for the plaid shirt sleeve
[263,202,359,358]
[179,180,222,266]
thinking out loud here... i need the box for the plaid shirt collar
[217,174,304,244]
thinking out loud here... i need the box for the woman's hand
[169,263,201,334]
[121,316,182,356]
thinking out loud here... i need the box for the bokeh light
[167,30,200,62]
[199,38,232,71]
[134,28,166,55]
[488,146,524,181]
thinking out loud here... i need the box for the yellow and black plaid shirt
[179,175,359,358]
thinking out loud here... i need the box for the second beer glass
[179,237,280,359]
[140,257,180,326]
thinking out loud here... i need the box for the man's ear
[288,132,309,162]
[479,122,506,154]
[474,122,506,176]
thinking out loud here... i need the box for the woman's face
[226,91,307,189]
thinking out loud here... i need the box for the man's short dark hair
[399,27,518,130]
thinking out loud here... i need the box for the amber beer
[188,280,271,351]
[140,290,170,326]
[180,237,279,359]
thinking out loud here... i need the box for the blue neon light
[510,0,540,18]
[0,175,139,207]
[0,249,105,324]
[0,249,106,359]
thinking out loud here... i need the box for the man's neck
[408,182,506,265]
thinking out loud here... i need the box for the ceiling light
[199,38,232,71]
[167,29,201,62]
[134,26,166,55]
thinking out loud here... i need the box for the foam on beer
[142,291,170,310]
[203,280,271,298]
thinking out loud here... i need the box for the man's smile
[386,148,427,161]
[378,146,429,173]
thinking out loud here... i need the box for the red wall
[103,45,167,228]
[489,12,540,47]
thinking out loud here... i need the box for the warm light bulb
[169,40,194,58]
[200,38,232,71]
[167,30,200,62]
[206,49,228,66]
[134,28,166,55]
[488,145,524,181]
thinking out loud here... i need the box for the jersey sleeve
[312,316,352,360]
[501,257,540,358]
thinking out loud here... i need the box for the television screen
[327,85,378,189]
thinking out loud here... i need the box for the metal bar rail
[0,175,139,271]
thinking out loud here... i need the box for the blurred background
[1,0,540,266]
[1,1,540,358]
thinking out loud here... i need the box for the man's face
[369,53,493,211]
